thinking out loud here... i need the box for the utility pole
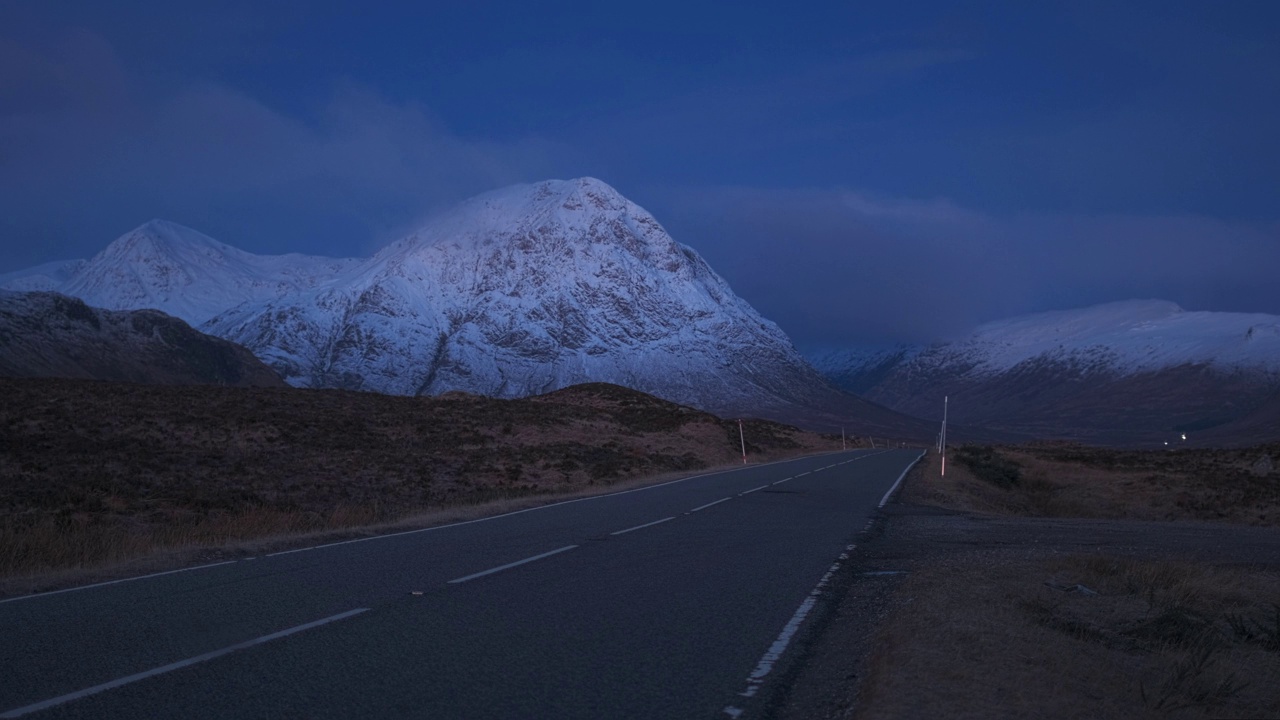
[940,395,949,477]
[738,419,747,464]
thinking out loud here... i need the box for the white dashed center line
[446,545,579,584]
[738,485,769,496]
[610,517,676,536]
[688,497,732,513]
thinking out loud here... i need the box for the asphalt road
[1,448,923,719]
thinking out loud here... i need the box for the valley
[3,6,1276,718]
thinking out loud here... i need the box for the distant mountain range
[1,178,931,436]
[0,290,283,387]
[9,178,1274,445]
[807,300,1280,444]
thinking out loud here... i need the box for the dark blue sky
[2,1,1278,346]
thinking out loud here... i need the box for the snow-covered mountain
[0,290,283,387]
[930,300,1279,374]
[808,300,1280,443]
[49,219,362,326]
[4,179,928,431]
[204,178,846,420]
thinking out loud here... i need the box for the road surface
[1,448,922,719]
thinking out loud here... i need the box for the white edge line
[738,485,769,496]
[727,451,919,704]
[610,516,676,536]
[266,452,849,559]
[877,451,926,508]
[0,608,369,719]
[446,545,578,584]
[735,549,847,699]
[0,561,239,606]
[688,497,732,513]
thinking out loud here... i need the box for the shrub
[953,445,1022,488]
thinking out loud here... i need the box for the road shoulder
[770,456,1280,719]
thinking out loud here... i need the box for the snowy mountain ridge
[809,300,1280,382]
[44,219,362,327]
[3,178,875,425]
[806,300,1280,443]
[958,300,1280,375]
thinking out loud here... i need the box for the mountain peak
[465,176,631,219]
[380,177,675,268]
[54,221,359,327]
[101,219,229,259]
[555,176,626,204]
[526,176,622,201]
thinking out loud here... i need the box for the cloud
[0,28,128,116]
[3,28,1276,353]
[650,185,1280,348]
[0,29,569,264]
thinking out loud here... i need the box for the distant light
[1164,441,1168,446]
[1181,433,1187,441]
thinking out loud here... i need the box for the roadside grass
[857,550,1280,720]
[0,465,746,597]
[855,449,1280,719]
[0,378,844,586]
[907,442,1280,526]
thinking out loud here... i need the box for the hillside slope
[0,377,841,577]
[0,291,284,388]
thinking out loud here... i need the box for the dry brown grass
[904,443,1280,526]
[852,447,1280,719]
[857,553,1280,720]
[0,377,841,582]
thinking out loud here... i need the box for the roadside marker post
[738,419,747,464]
[940,395,949,477]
